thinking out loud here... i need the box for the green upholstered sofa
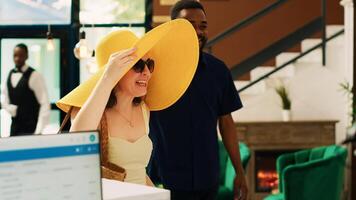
[264,145,347,200]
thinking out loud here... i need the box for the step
[234,80,266,95]
[250,66,294,87]
[276,52,299,66]
[275,52,298,77]
[300,36,344,64]
[324,25,344,46]
[250,66,274,80]
[300,39,322,63]
[292,26,343,53]
[326,25,344,38]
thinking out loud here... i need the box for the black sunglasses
[132,58,154,73]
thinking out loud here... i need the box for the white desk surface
[102,178,170,200]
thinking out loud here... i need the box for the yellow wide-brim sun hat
[56,19,199,112]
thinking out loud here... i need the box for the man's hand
[234,174,248,200]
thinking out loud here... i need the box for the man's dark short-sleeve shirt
[149,52,243,191]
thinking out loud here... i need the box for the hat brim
[57,19,199,112]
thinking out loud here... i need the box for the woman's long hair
[106,90,142,108]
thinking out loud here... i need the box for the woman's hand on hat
[104,47,137,86]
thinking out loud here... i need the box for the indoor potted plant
[275,85,291,121]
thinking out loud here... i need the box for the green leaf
[275,85,291,110]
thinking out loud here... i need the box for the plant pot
[282,110,291,121]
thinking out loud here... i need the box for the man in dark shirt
[149,1,248,200]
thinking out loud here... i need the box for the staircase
[232,25,348,143]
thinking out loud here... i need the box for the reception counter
[102,179,170,200]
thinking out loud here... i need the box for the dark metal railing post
[321,0,326,66]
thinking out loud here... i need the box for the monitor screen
[0,132,101,200]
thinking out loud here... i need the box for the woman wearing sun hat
[56,19,199,185]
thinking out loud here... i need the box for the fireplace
[255,150,297,193]
[235,121,336,200]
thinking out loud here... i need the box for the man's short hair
[171,0,206,20]
[15,43,28,54]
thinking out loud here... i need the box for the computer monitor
[0,131,101,200]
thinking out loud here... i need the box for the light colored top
[108,103,152,185]
[1,64,50,134]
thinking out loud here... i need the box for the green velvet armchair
[217,140,251,200]
[264,145,347,200]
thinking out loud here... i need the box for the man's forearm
[219,114,244,175]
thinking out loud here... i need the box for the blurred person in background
[1,43,50,136]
